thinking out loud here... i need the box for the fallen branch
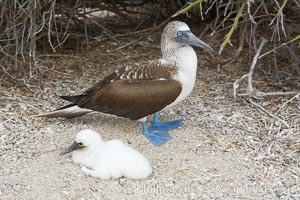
[253,90,299,98]
[275,93,300,115]
[0,111,16,123]
[248,99,290,128]
[0,64,35,91]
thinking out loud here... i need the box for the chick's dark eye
[177,31,182,36]
[78,142,83,146]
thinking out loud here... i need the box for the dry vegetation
[1,0,299,87]
[0,0,299,199]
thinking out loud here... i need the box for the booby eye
[78,142,83,146]
[177,31,183,36]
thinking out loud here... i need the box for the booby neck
[161,45,197,69]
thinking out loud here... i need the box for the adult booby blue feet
[38,21,214,146]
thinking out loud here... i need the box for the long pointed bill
[176,30,214,55]
[60,141,81,155]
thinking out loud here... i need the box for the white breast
[163,46,198,109]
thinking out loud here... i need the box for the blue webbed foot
[141,122,171,146]
[148,119,183,132]
[148,113,183,132]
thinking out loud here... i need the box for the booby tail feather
[59,95,77,102]
[36,104,93,119]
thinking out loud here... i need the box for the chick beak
[60,141,81,155]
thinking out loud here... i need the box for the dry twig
[112,7,185,52]
[222,23,247,68]
[219,2,245,55]
[275,93,300,115]
[259,35,300,59]
[233,38,268,98]
[248,99,290,128]
[234,37,299,98]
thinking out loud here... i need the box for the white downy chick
[62,129,152,180]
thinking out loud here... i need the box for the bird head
[61,129,102,155]
[161,21,214,55]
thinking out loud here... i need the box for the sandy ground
[0,30,299,199]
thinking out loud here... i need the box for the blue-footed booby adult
[38,21,214,146]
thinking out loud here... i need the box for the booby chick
[38,21,214,146]
[62,129,152,180]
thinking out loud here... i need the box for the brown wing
[60,63,177,103]
[70,79,182,120]
[59,62,181,120]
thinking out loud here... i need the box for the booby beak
[60,141,83,155]
[176,30,214,55]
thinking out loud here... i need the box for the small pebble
[0,123,6,131]
[6,103,12,109]
[189,192,196,199]
[0,134,7,145]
